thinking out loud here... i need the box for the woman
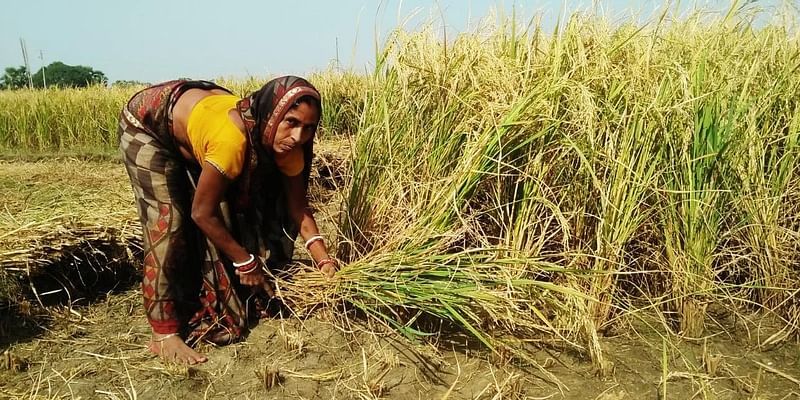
[118,76,336,365]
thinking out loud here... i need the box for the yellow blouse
[186,94,304,178]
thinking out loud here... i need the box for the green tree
[31,61,108,88]
[1,66,30,90]
[112,80,150,88]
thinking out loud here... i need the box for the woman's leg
[119,120,207,364]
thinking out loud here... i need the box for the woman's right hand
[235,257,267,287]
[237,266,275,298]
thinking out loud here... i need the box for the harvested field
[3,5,800,399]
[2,158,800,400]
[0,159,139,309]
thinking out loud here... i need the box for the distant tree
[112,80,150,88]
[30,61,108,88]
[1,66,30,90]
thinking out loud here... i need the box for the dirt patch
[2,292,800,399]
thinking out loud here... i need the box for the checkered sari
[119,80,247,344]
[119,78,317,345]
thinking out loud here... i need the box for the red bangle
[237,259,259,274]
[317,258,336,269]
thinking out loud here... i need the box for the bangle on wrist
[238,263,258,274]
[305,235,324,250]
[233,254,260,274]
[233,254,255,268]
[316,258,336,269]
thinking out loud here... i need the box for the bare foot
[148,333,207,365]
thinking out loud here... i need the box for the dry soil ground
[1,152,800,399]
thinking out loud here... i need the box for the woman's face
[268,101,320,155]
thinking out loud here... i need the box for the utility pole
[19,38,33,89]
[335,37,340,68]
[39,50,47,89]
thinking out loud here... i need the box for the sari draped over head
[118,76,321,345]
[235,76,320,208]
[234,76,320,266]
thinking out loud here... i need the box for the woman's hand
[236,267,266,287]
[317,258,338,279]
[235,257,268,287]
[236,266,275,298]
[320,264,336,279]
[283,172,338,279]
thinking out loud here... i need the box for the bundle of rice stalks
[273,237,588,386]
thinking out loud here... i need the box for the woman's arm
[192,162,265,286]
[284,173,336,276]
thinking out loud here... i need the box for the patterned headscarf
[235,76,322,207]
[237,76,321,150]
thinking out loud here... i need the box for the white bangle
[233,254,255,267]
[304,235,324,250]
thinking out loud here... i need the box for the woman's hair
[292,95,321,113]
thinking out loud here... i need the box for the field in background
[0,72,364,156]
[2,3,800,398]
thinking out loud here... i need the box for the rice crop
[1,2,799,383]
[0,72,364,154]
[0,86,133,153]
[276,4,800,375]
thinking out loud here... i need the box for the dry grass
[0,159,139,308]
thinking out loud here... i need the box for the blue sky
[0,1,789,83]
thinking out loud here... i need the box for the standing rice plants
[0,73,365,155]
[738,109,800,345]
[272,5,800,377]
[309,70,368,137]
[318,25,595,381]
[729,62,800,343]
[655,14,751,336]
[725,26,800,312]
[0,86,135,153]
[662,90,735,338]
[215,75,264,96]
[654,11,800,337]
[542,17,667,335]
[581,108,662,329]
